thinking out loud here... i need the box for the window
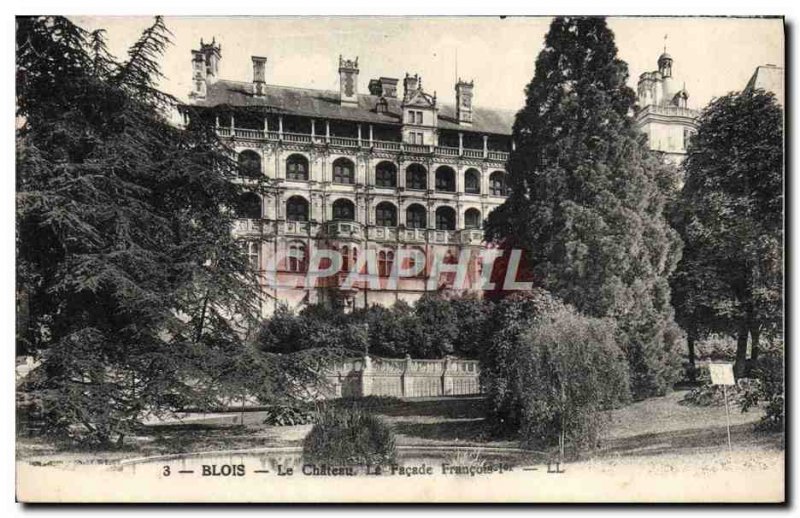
[375,202,397,227]
[286,154,309,181]
[332,199,355,221]
[238,150,261,178]
[416,111,423,124]
[286,196,309,222]
[333,158,355,184]
[409,111,416,124]
[464,169,480,194]
[375,161,397,188]
[490,171,507,196]
[406,164,427,190]
[242,241,260,270]
[435,166,455,192]
[406,204,427,229]
[287,242,307,273]
[378,250,395,277]
[435,206,456,230]
[464,208,481,229]
[236,192,261,219]
[341,246,358,272]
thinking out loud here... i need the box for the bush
[695,335,738,361]
[303,407,396,465]
[740,347,784,431]
[262,404,317,426]
[512,306,630,456]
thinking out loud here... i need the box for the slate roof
[189,79,515,136]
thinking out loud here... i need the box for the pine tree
[16,16,266,443]
[486,17,683,398]
[671,90,783,377]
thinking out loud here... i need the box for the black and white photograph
[13,11,785,503]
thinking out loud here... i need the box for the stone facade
[183,39,514,315]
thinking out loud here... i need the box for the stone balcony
[217,127,510,163]
[324,220,365,240]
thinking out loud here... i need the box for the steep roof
[189,79,515,136]
[745,65,784,106]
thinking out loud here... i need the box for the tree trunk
[734,321,749,378]
[750,325,761,363]
[687,329,697,381]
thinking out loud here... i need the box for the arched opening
[490,171,507,196]
[464,168,480,194]
[333,157,355,184]
[435,166,456,192]
[405,163,427,190]
[242,241,260,270]
[286,154,309,181]
[375,161,397,188]
[406,204,427,229]
[235,192,261,219]
[435,206,456,231]
[375,201,397,227]
[340,245,358,272]
[332,198,355,221]
[238,150,262,178]
[287,241,307,273]
[464,208,482,229]
[286,196,309,222]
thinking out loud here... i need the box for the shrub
[740,347,784,431]
[480,290,564,431]
[262,404,317,426]
[510,306,630,456]
[303,407,396,465]
[695,335,738,361]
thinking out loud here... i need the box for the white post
[458,132,464,155]
[325,120,331,143]
[311,119,316,140]
[278,115,284,139]
[482,135,488,158]
[723,385,733,455]
[358,124,362,147]
[369,124,374,145]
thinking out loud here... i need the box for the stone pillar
[278,115,284,139]
[369,124,374,145]
[402,354,413,398]
[442,356,454,396]
[482,135,488,158]
[263,116,269,137]
[361,355,373,397]
[357,124,362,147]
[456,166,464,194]
[311,119,316,139]
[325,120,331,143]
[458,132,464,155]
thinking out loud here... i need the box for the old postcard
[15,14,785,503]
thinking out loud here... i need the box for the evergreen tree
[16,16,266,443]
[671,90,783,377]
[486,17,683,398]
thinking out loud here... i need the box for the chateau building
[635,50,699,164]
[181,39,514,314]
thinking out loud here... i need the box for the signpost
[709,363,735,455]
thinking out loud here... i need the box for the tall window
[286,154,309,181]
[238,150,261,178]
[378,250,395,277]
[435,206,456,230]
[375,161,397,188]
[435,166,456,192]
[242,241,260,270]
[464,169,480,194]
[406,164,427,190]
[406,204,427,229]
[236,192,261,219]
[464,208,481,229]
[287,242,307,273]
[286,196,309,222]
[341,246,358,272]
[333,158,355,184]
[332,199,355,221]
[375,202,397,227]
[490,171,507,196]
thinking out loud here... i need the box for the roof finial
[663,33,668,54]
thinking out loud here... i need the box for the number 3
[163,465,171,477]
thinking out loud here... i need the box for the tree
[671,90,783,377]
[16,16,263,443]
[486,16,683,398]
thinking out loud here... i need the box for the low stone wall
[324,355,481,399]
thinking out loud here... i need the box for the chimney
[189,37,221,98]
[252,56,267,97]
[403,73,420,101]
[338,55,359,106]
[455,79,474,125]
[368,77,399,98]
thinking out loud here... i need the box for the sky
[70,16,784,112]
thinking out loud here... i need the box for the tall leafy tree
[486,17,683,398]
[16,16,265,443]
[671,90,783,376]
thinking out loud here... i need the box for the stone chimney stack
[368,77,398,98]
[252,56,267,97]
[455,79,474,125]
[339,55,359,106]
[190,38,221,98]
